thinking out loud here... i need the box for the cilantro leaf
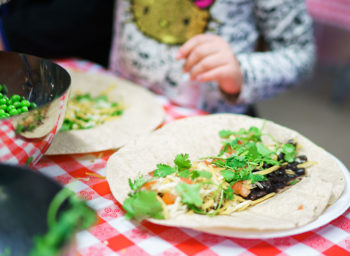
[123,190,164,220]
[221,170,235,182]
[219,130,234,138]
[246,142,259,159]
[282,144,296,163]
[263,157,280,166]
[226,156,246,169]
[288,179,300,185]
[248,126,262,142]
[249,173,267,183]
[175,183,203,207]
[256,143,271,156]
[223,187,234,200]
[174,153,192,171]
[191,170,212,180]
[128,176,146,191]
[238,168,251,180]
[153,164,175,178]
[179,169,191,178]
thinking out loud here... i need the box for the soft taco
[46,69,164,155]
[106,114,345,231]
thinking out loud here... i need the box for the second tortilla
[46,69,164,155]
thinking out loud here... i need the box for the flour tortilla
[46,69,164,155]
[106,114,345,231]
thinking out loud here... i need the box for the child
[110,0,315,114]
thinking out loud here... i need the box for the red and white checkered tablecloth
[35,60,350,256]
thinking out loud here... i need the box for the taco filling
[123,126,316,220]
[60,93,124,131]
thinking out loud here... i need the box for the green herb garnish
[175,183,203,207]
[61,92,124,131]
[282,143,296,163]
[123,125,306,221]
[153,164,175,178]
[123,190,164,220]
[29,189,96,256]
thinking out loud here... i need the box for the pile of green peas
[0,84,37,119]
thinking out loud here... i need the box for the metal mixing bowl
[0,51,71,167]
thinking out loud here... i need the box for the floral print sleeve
[236,0,315,104]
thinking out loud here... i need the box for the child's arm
[177,0,314,105]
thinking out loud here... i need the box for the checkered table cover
[0,93,67,167]
[35,60,350,256]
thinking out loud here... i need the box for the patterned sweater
[109,0,315,113]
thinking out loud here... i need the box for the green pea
[9,109,18,116]
[0,104,7,110]
[7,105,15,112]
[0,98,6,105]
[21,100,30,107]
[13,101,21,108]
[0,109,5,114]
[11,94,21,102]
[30,102,37,109]
[21,106,29,113]
[0,84,3,92]
[0,92,3,98]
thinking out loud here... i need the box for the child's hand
[176,34,243,95]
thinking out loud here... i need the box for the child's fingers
[176,34,213,59]
[196,66,226,82]
[189,54,226,79]
[197,66,242,94]
[183,43,219,72]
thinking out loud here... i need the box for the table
[35,60,350,256]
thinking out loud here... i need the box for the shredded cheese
[297,161,317,168]
[254,165,280,175]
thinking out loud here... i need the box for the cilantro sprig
[123,190,164,220]
[175,183,203,207]
[29,189,96,256]
[282,143,296,163]
[123,125,302,221]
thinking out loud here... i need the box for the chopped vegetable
[61,92,124,131]
[122,126,314,220]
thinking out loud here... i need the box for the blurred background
[258,0,350,168]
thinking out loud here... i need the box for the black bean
[247,189,268,200]
[295,168,305,175]
[287,139,297,146]
[287,162,297,170]
[277,152,285,161]
[263,163,273,169]
[259,180,272,190]
[297,155,307,162]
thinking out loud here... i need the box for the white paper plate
[196,155,350,239]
